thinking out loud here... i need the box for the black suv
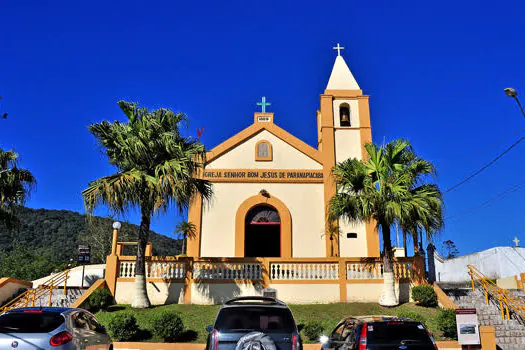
[205,296,303,350]
[321,316,438,350]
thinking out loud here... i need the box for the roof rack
[224,296,287,306]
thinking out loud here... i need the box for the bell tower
[318,44,379,258]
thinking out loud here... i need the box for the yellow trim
[235,193,292,258]
[0,278,32,288]
[254,140,273,161]
[206,122,322,165]
[186,195,203,258]
[320,94,337,257]
[324,89,364,97]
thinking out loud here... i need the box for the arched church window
[255,140,273,161]
[339,103,351,127]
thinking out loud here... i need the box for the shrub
[437,309,457,339]
[411,285,438,307]
[303,321,324,342]
[397,311,426,324]
[106,313,140,341]
[85,288,114,312]
[151,311,184,342]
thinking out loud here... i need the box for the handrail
[0,269,71,313]
[467,264,525,321]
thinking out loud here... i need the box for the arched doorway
[244,205,281,257]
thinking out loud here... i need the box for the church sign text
[201,169,324,183]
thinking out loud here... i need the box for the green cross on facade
[257,96,271,113]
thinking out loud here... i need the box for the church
[106,46,421,305]
[187,46,380,260]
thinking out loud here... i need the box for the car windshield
[215,306,295,333]
[367,322,433,345]
[0,311,64,333]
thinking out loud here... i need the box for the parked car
[321,315,438,350]
[0,307,112,349]
[205,296,303,350]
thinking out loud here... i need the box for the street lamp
[504,87,525,118]
[111,221,121,255]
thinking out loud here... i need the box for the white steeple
[326,54,360,90]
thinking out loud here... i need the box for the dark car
[205,296,302,350]
[0,307,112,349]
[321,315,438,350]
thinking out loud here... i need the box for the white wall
[114,281,185,305]
[334,129,362,163]
[33,264,106,288]
[207,130,322,170]
[0,280,31,305]
[338,220,369,257]
[200,183,325,258]
[433,247,525,283]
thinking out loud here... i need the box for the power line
[445,134,525,193]
[438,128,525,168]
[446,179,525,221]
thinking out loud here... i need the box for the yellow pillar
[145,242,153,257]
[111,228,119,255]
[105,255,119,296]
[479,326,496,350]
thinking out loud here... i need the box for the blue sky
[2,0,525,256]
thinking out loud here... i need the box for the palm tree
[329,139,443,306]
[175,220,196,256]
[82,101,212,308]
[0,149,36,229]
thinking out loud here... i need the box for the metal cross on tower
[257,96,271,113]
[513,236,520,247]
[333,43,344,56]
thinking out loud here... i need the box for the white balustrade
[118,261,186,279]
[346,262,411,279]
[270,263,339,280]
[193,262,262,280]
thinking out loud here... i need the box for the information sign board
[456,308,480,345]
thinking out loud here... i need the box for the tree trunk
[131,206,152,308]
[403,232,407,256]
[379,222,399,307]
[182,233,187,255]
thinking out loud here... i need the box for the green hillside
[0,207,181,281]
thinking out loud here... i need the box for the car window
[72,312,91,330]
[214,306,295,333]
[367,322,433,346]
[0,311,64,333]
[331,321,346,340]
[85,314,104,333]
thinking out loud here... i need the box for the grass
[95,302,450,343]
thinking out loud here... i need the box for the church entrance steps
[0,269,88,312]
[444,287,525,349]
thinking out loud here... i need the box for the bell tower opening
[244,205,281,257]
[339,103,351,126]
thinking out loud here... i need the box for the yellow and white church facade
[187,50,379,260]
[106,49,422,305]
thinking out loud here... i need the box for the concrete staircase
[445,288,525,350]
[28,288,86,308]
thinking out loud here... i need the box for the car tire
[235,331,276,350]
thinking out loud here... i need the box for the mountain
[0,207,182,281]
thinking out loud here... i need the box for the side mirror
[206,325,213,333]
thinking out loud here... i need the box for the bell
[341,112,350,124]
